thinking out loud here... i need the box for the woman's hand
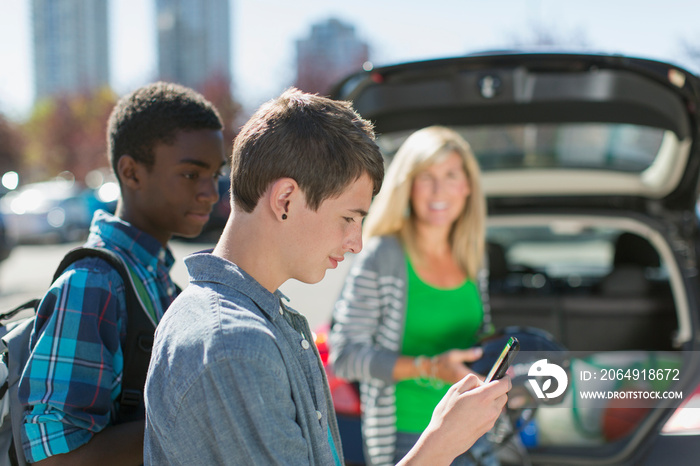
[431,347,484,384]
[393,347,484,384]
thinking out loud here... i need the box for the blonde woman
[330,126,496,466]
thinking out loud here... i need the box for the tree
[198,74,243,162]
[680,36,700,74]
[20,80,242,185]
[507,20,589,49]
[0,112,25,176]
[22,87,118,183]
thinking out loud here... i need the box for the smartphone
[484,336,520,383]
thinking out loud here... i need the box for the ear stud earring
[282,214,288,220]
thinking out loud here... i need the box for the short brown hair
[231,88,384,212]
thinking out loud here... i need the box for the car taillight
[313,323,362,417]
[661,382,700,434]
[330,376,362,416]
[314,330,329,365]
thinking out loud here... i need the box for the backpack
[0,247,158,466]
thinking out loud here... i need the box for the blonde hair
[363,126,486,279]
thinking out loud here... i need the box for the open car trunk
[485,212,697,465]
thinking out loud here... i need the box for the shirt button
[316,410,322,420]
[279,307,284,315]
[167,286,175,296]
[301,339,310,350]
[147,265,154,272]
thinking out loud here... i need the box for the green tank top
[395,254,484,433]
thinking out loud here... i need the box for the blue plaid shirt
[18,210,178,463]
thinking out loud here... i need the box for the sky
[2,0,700,121]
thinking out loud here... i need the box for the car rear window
[377,123,667,173]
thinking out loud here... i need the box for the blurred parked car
[0,180,92,244]
[0,211,14,263]
[318,52,700,465]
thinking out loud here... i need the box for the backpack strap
[3,317,37,466]
[0,300,41,324]
[54,247,157,423]
[126,268,158,326]
[0,300,41,400]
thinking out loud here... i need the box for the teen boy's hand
[397,374,511,466]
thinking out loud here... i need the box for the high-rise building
[31,0,110,101]
[156,0,231,90]
[295,18,369,95]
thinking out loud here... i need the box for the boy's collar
[88,210,175,270]
[184,252,290,320]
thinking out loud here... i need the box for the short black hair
[231,88,384,212]
[107,81,223,183]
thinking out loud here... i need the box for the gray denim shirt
[144,252,343,465]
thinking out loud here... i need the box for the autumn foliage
[0,114,24,177]
[21,87,118,183]
[1,79,242,186]
[198,74,242,161]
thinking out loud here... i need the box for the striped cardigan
[330,235,492,466]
